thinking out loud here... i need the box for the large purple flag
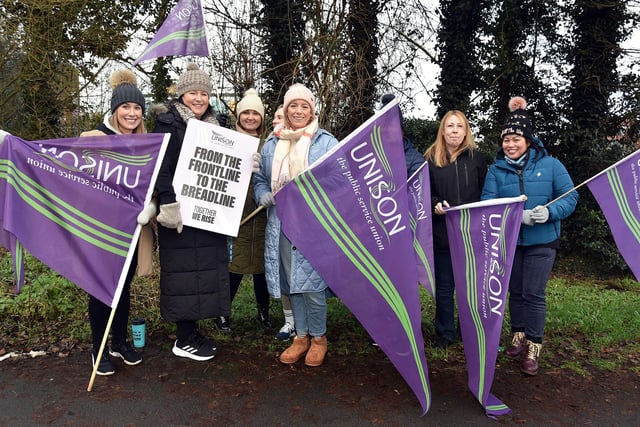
[407,163,435,297]
[0,133,168,307]
[276,102,431,414]
[586,149,640,282]
[132,0,209,65]
[445,196,525,418]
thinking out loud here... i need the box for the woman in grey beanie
[152,63,228,362]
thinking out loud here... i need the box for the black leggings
[229,272,269,309]
[88,254,137,351]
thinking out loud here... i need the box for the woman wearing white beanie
[253,83,339,367]
[218,89,272,333]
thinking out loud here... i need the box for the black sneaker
[172,332,217,361]
[214,316,232,333]
[92,351,115,376]
[109,341,143,366]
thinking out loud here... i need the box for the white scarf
[271,118,318,193]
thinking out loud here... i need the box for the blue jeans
[289,291,327,337]
[434,249,456,341]
[508,246,557,343]
[279,232,327,337]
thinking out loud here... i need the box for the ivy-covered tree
[559,0,636,271]
[474,0,553,150]
[433,0,488,118]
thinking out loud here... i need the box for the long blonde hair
[424,110,476,168]
[108,113,146,135]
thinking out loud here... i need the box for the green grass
[1,248,639,374]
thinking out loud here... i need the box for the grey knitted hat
[176,63,212,97]
[110,69,145,114]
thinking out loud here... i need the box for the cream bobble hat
[236,89,265,119]
[283,83,315,113]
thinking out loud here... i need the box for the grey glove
[157,201,183,233]
[531,205,549,223]
[137,199,157,225]
[252,152,261,173]
[259,192,275,208]
[522,209,535,226]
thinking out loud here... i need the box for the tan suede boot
[279,335,310,364]
[304,335,327,367]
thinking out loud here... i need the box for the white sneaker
[274,322,296,341]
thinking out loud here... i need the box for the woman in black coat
[424,110,487,349]
[153,63,230,361]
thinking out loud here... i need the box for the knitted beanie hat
[283,83,315,113]
[236,88,265,119]
[176,63,212,97]
[110,69,145,114]
[501,96,533,140]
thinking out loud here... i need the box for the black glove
[216,113,229,128]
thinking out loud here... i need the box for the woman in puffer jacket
[253,83,338,367]
[481,97,578,376]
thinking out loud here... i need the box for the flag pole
[240,205,264,227]
[543,148,640,208]
[87,307,117,391]
[87,223,141,391]
[199,0,225,113]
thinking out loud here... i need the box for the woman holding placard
[152,63,229,362]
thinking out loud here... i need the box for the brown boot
[505,332,527,359]
[279,335,310,364]
[305,335,327,367]
[521,340,542,376]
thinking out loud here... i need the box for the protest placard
[173,119,258,237]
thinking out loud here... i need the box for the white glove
[0,130,9,145]
[259,192,275,208]
[522,210,535,226]
[157,202,183,233]
[137,199,157,225]
[531,205,549,223]
[252,152,261,173]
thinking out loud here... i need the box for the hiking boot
[109,341,142,366]
[279,335,310,364]
[257,306,273,330]
[214,316,232,334]
[92,351,115,376]
[172,332,217,361]
[505,332,527,359]
[305,335,328,367]
[521,340,542,376]
[275,322,296,341]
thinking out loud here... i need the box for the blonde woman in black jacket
[424,110,487,349]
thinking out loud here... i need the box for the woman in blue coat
[253,83,338,367]
[481,97,578,376]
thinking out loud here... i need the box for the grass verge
[1,249,639,375]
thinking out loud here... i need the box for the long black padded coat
[152,101,230,322]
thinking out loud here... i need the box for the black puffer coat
[153,102,230,322]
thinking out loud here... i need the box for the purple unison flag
[407,163,435,298]
[445,197,525,418]
[132,0,209,65]
[276,102,431,414]
[586,149,640,282]
[0,133,168,307]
